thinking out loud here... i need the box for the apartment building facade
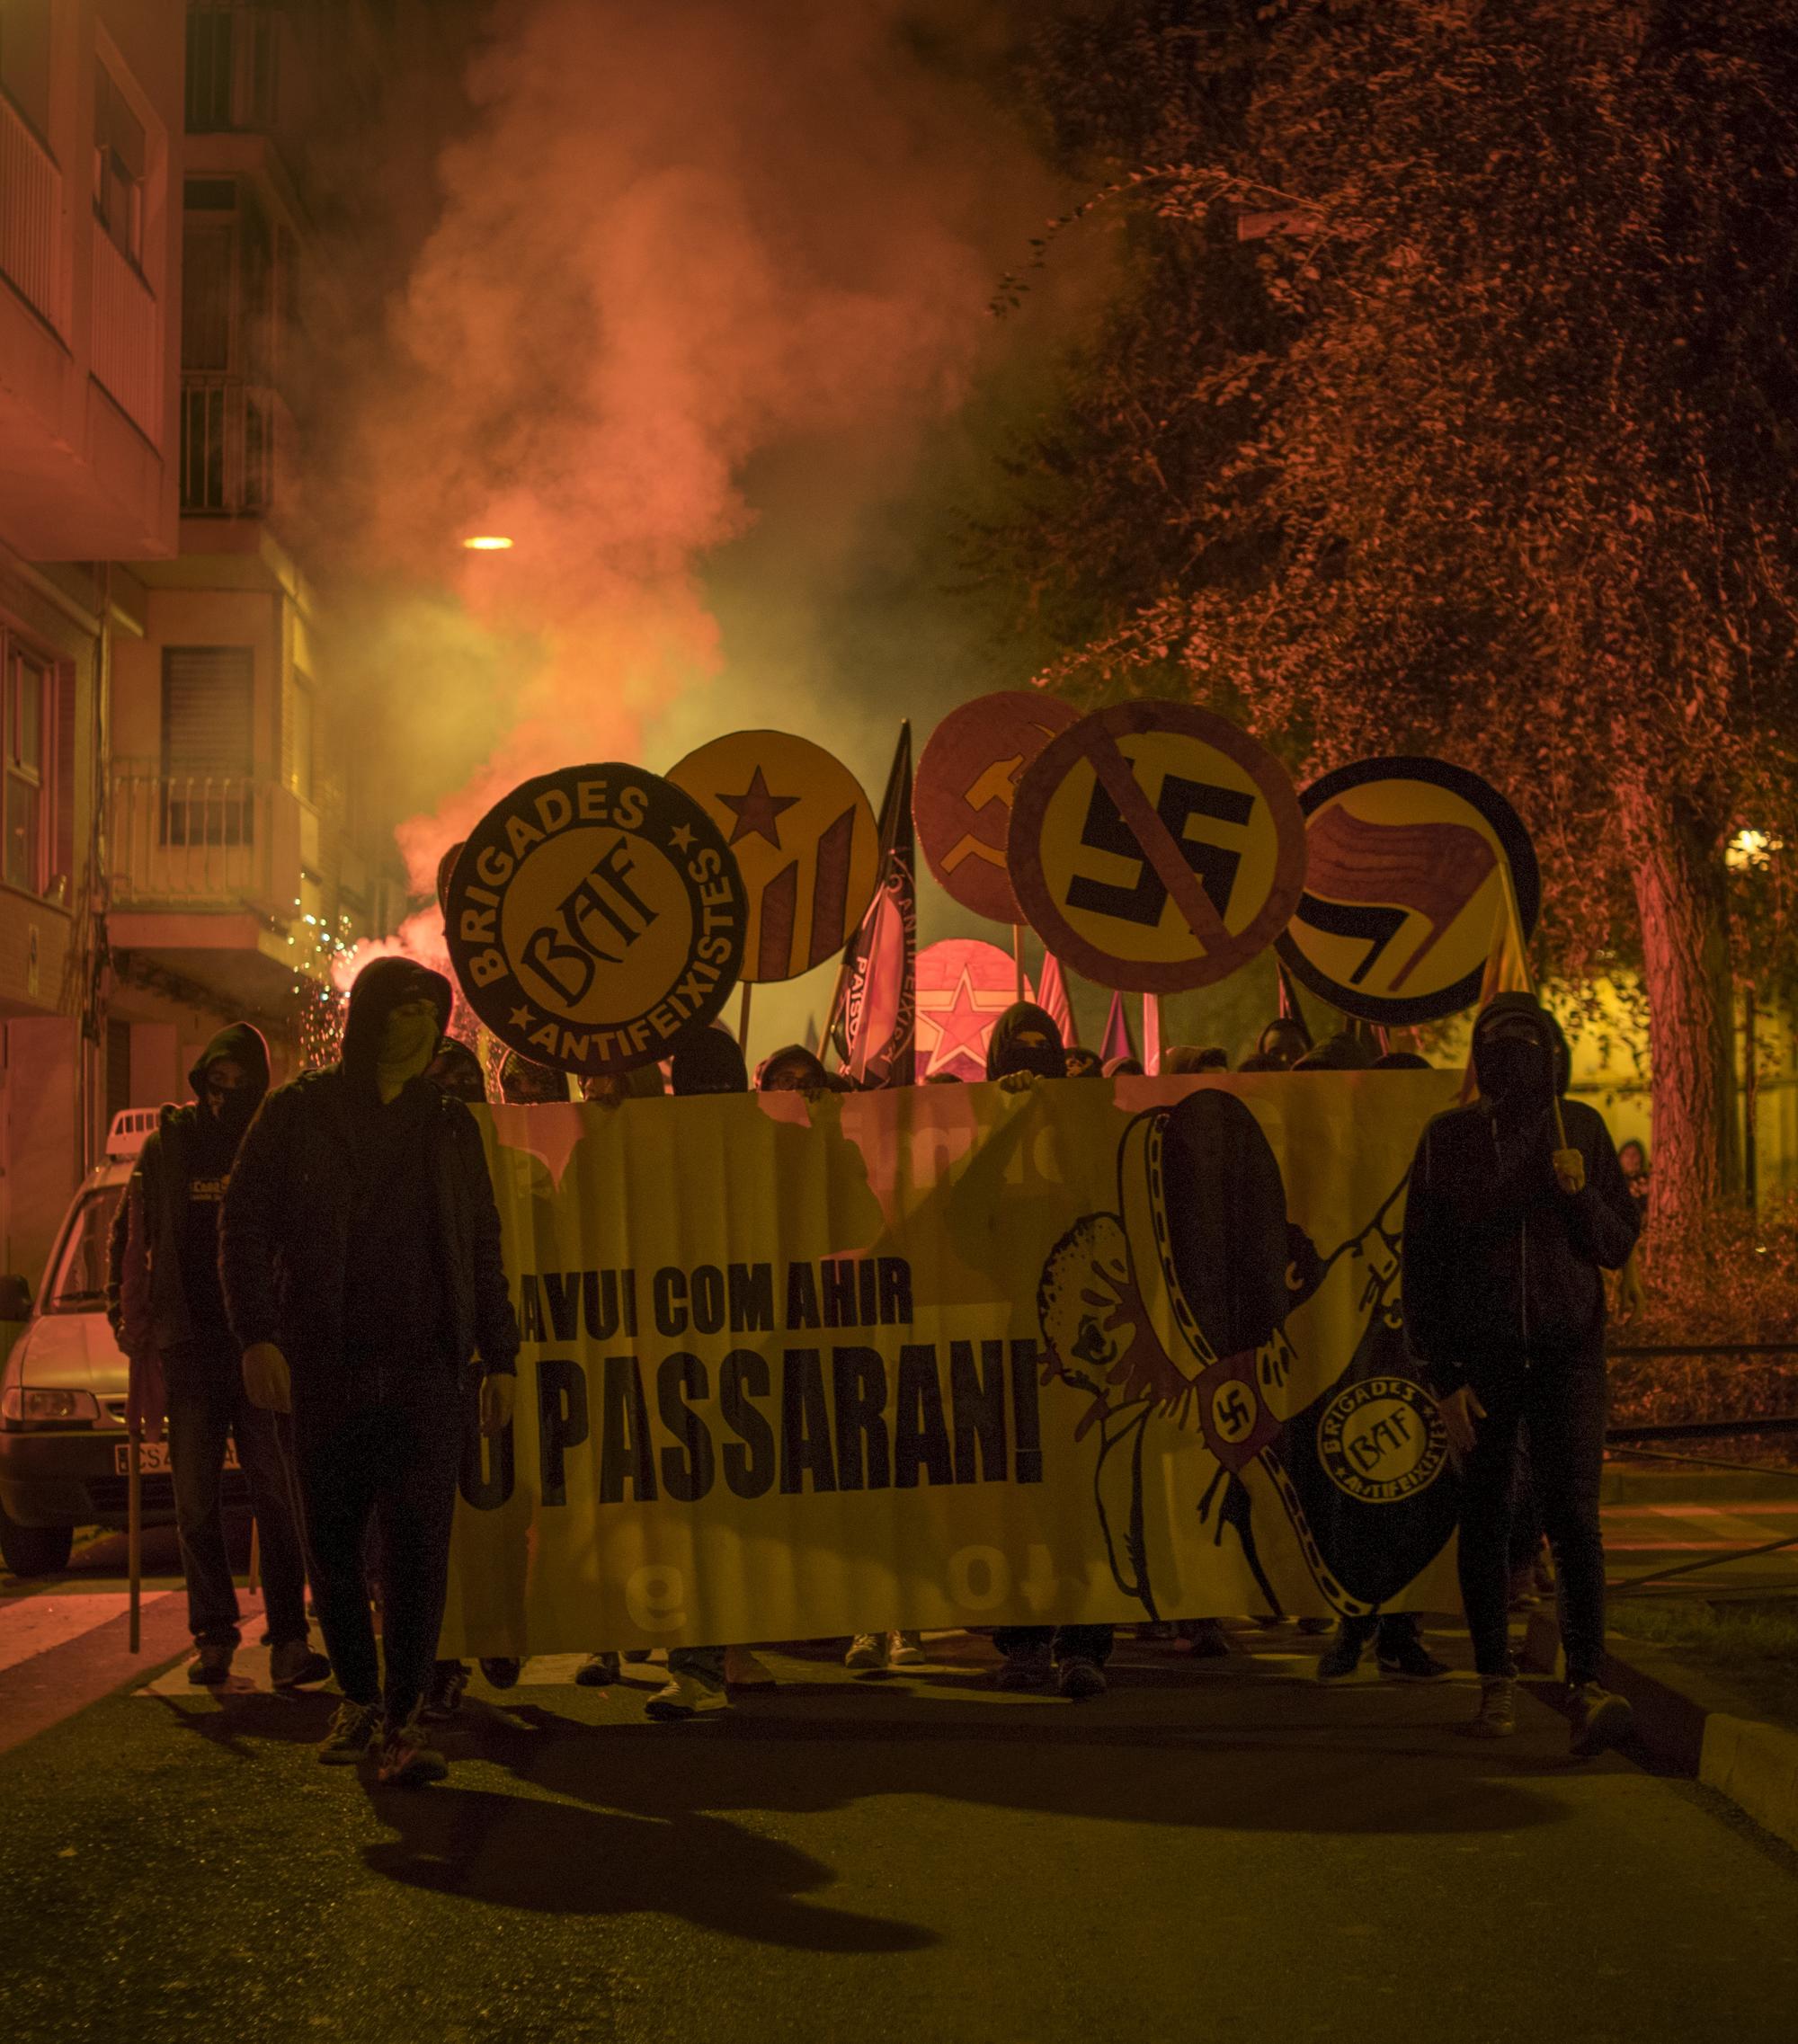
[0,0,400,1297]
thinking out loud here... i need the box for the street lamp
[461,535,514,551]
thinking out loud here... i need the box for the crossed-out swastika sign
[913,690,1081,923]
[1009,700,1307,993]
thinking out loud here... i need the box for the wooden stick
[247,1516,262,1597]
[1012,925,1025,1001]
[127,1420,142,1654]
[737,979,752,1054]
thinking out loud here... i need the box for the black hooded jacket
[106,1023,271,1359]
[986,1001,1067,1082]
[218,958,518,1407]
[1402,994,1639,1388]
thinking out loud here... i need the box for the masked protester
[220,960,519,1786]
[756,1044,831,1093]
[1402,992,1639,1753]
[1064,1045,1104,1080]
[977,1003,1116,1700]
[105,1026,327,1691]
[631,1028,787,1718]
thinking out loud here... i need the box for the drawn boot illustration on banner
[1037,1088,1458,1620]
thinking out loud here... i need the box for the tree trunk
[1629,798,1740,1230]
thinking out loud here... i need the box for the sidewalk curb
[1522,1608,1798,1852]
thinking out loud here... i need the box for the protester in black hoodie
[980,1002,1115,1701]
[221,958,518,1786]
[1402,992,1639,1753]
[106,1025,327,1691]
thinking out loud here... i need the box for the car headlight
[0,1386,100,1423]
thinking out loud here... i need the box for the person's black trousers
[290,1383,463,1724]
[1454,1353,1608,1685]
[164,1346,309,1649]
[993,1625,1115,1666]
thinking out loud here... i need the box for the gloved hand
[998,1070,1039,1096]
[480,1372,516,1436]
[1433,1382,1486,1465]
[241,1342,291,1414]
[1552,1147,1586,1195]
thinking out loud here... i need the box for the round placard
[1010,700,1307,993]
[914,690,1081,923]
[666,730,877,982]
[443,763,746,1075]
[1275,756,1539,1025]
[913,938,1033,1082]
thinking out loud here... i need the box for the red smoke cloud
[340,0,1023,934]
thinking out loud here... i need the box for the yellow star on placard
[510,1005,536,1031]
[670,823,695,852]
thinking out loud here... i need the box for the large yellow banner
[441,1072,1464,1656]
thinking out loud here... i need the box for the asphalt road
[1,1595,1795,2044]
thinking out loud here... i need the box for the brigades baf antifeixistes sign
[443,763,747,1076]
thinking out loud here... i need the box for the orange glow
[460,535,514,551]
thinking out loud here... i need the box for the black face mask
[1480,1034,1552,1110]
[209,1088,257,1139]
[997,1040,1064,1082]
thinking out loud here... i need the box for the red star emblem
[917,968,1010,1076]
[717,766,800,850]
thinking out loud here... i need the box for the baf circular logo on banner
[443,764,747,1077]
[666,729,877,983]
[1275,756,1540,1026]
[1010,699,1307,993]
[1318,1377,1449,1506]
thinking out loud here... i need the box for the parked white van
[0,1110,245,1575]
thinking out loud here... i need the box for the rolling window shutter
[161,647,254,778]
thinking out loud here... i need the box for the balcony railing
[180,376,272,516]
[110,772,298,913]
[0,91,59,327]
[90,233,161,445]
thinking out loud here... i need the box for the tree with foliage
[976,0,1798,1226]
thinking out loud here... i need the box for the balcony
[0,91,59,330]
[106,770,326,1012]
[179,375,273,518]
[90,234,161,447]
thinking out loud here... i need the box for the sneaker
[622,1649,652,1662]
[1466,1676,1518,1738]
[479,1657,521,1690]
[844,1632,889,1670]
[1186,1619,1232,1659]
[575,1652,620,1689]
[1137,1622,1177,1641]
[376,1711,449,1787]
[1058,1656,1108,1701]
[725,1646,777,1688]
[189,1642,234,1686]
[1295,1615,1332,1636]
[421,1660,468,1723]
[1315,1634,1365,1682]
[995,1644,1053,1691]
[1377,1637,1451,1683]
[1568,1682,1634,1757]
[645,1671,730,1721]
[269,1639,332,1690]
[317,1699,382,1764]
[887,1631,926,1666]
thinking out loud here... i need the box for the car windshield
[46,1187,125,1314]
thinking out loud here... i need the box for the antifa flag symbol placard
[1277,756,1540,1026]
[827,724,915,1089]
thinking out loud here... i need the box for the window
[182,223,234,372]
[0,2,52,145]
[47,1189,126,1313]
[93,67,147,264]
[161,646,254,844]
[4,645,50,894]
[290,674,315,804]
[185,7,280,132]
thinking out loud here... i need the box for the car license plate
[114,1440,240,1475]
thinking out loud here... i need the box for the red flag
[827,724,915,1088]
[1100,989,1135,1067]
[1037,950,1074,1046]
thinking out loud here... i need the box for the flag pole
[1012,925,1025,1001]
[737,979,752,1055]
[127,1418,142,1654]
